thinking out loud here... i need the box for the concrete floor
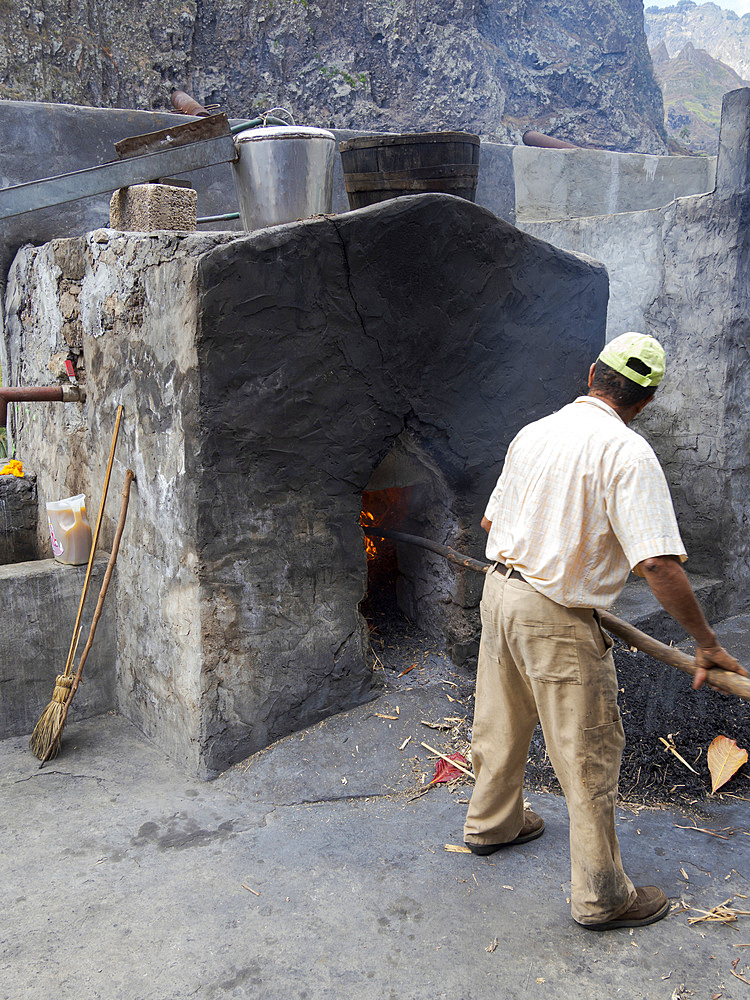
[2,673,748,1000]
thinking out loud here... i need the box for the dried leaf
[444,843,472,853]
[485,937,498,953]
[430,753,469,784]
[707,736,748,794]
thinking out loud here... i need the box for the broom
[29,406,123,759]
[38,469,135,764]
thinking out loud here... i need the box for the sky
[646,0,750,13]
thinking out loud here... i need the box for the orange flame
[360,487,412,560]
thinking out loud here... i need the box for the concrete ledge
[611,571,725,644]
[0,556,116,738]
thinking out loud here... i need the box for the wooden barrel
[339,132,480,210]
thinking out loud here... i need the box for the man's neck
[587,390,639,426]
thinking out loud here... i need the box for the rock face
[0,0,667,152]
[5,194,607,775]
[646,1,750,81]
[650,37,749,154]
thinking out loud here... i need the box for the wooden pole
[40,470,135,765]
[62,405,123,677]
[362,526,750,701]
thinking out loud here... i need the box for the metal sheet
[0,135,238,220]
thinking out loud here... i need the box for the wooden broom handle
[598,610,750,700]
[62,406,123,676]
[362,526,750,701]
[40,470,134,765]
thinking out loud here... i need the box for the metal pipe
[522,130,578,150]
[229,117,293,134]
[197,211,240,224]
[171,90,211,117]
[0,384,85,430]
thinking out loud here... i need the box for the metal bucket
[232,125,336,231]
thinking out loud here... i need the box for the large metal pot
[232,125,336,231]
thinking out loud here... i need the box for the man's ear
[587,362,596,388]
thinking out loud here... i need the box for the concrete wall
[521,207,666,340]
[0,474,38,563]
[512,144,716,223]
[4,194,607,775]
[0,557,115,738]
[0,100,715,284]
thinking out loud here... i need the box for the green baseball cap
[598,332,666,388]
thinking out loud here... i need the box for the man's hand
[481,517,492,534]
[693,643,748,691]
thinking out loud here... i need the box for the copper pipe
[171,90,211,117]
[522,130,578,150]
[0,384,85,430]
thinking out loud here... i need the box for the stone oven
[4,192,606,776]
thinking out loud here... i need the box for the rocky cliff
[645,1,750,80]
[651,37,749,153]
[645,2,750,155]
[0,0,668,152]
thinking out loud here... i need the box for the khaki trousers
[463,568,637,924]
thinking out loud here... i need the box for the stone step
[610,571,724,644]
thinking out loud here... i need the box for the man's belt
[492,561,526,582]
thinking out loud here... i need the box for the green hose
[230,116,292,134]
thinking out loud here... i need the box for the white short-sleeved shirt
[484,395,687,609]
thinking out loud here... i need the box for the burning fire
[360,487,412,560]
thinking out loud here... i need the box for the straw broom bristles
[29,674,74,759]
[29,621,83,760]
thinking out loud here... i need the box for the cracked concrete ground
[2,671,749,1000]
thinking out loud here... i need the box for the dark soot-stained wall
[194,193,607,771]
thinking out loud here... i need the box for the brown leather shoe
[578,886,669,930]
[465,810,545,855]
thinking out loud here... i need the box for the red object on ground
[430,753,468,784]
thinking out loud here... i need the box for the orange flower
[0,459,23,477]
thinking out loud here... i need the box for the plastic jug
[46,494,92,565]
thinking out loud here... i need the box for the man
[463,332,747,930]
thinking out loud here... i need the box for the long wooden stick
[598,609,750,700]
[363,526,750,701]
[62,405,123,677]
[364,526,490,575]
[40,469,134,765]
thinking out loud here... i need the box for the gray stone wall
[4,230,236,771]
[0,474,37,564]
[512,144,716,224]
[0,557,115,738]
[4,193,607,774]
